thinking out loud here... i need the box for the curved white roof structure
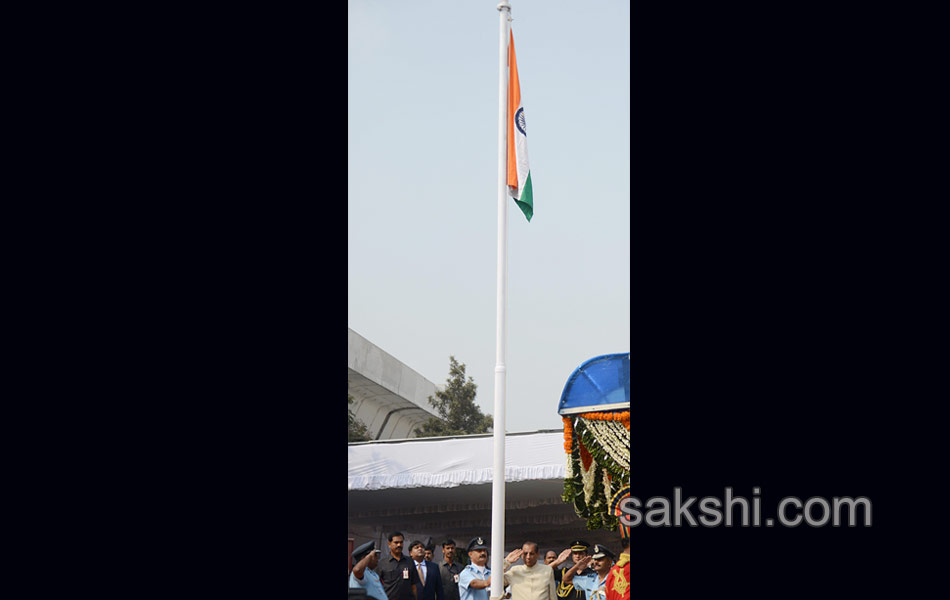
[348,328,442,439]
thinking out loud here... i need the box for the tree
[415,356,493,437]
[348,394,371,442]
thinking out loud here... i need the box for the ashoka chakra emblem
[515,107,527,136]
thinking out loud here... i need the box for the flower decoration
[561,409,630,531]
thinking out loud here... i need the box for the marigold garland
[578,410,629,428]
[563,412,629,454]
[562,416,573,453]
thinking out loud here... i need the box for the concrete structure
[348,328,442,440]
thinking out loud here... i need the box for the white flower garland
[581,454,598,506]
[581,418,630,472]
[564,414,630,527]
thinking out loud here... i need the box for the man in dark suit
[408,539,444,600]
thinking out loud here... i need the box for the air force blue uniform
[458,536,491,600]
[458,564,491,600]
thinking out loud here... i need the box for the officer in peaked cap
[590,544,616,561]
[466,536,489,552]
[560,544,616,600]
[553,540,595,600]
[459,537,492,600]
[353,540,380,562]
[569,539,591,554]
[349,541,386,600]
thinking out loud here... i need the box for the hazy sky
[348,0,629,433]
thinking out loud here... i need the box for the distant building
[348,328,442,440]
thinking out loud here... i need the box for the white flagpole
[491,2,511,599]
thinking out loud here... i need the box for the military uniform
[557,544,614,600]
[606,487,631,600]
[604,550,629,600]
[349,541,387,600]
[458,537,491,600]
[554,540,595,600]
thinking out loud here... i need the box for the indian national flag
[507,29,533,222]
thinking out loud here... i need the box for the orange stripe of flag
[507,29,521,191]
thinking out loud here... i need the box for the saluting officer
[558,544,616,600]
[349,541,386,600]
[553,540,595,600]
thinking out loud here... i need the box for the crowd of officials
[349,532,630,600]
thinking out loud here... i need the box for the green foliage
[454,547,470,567]
[415,356,493,438]
[348,394,372,442]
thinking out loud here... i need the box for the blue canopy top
[557,353,630,416]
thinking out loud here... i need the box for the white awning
[348,430,566,491]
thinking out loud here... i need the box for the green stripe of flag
[515,171,533,222]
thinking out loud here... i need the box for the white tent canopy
[348,430,566,491]
[347,430,622,559]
